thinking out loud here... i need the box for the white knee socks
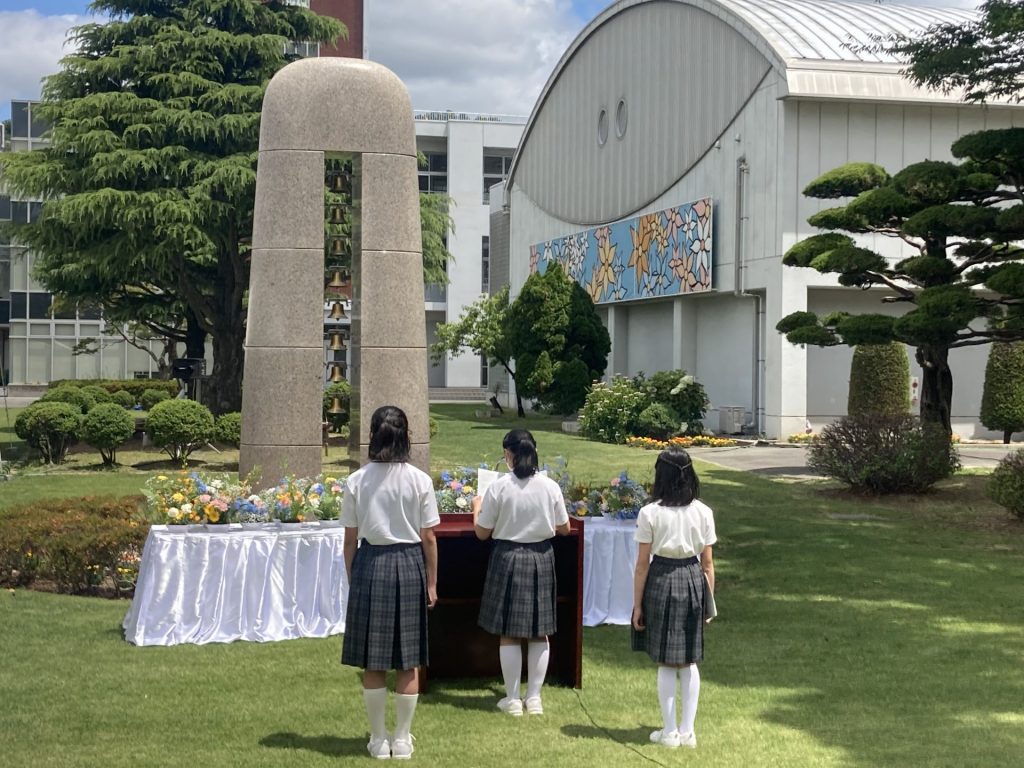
[526,639,550,700]
[657,666,677,733]
[394,693,418,740]
[363,687,388,739]
[678,664,701,736]
[499,644,522,699]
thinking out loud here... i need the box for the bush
[111,390,136,409]
[323,380,352,432]
[214,412,242,447]
[641,370,709,434]
[0,496,147,595]
[988,449,1024,519]
[81,385,113,405]
[146,399,215,465]
[808,413,959,494]
[543,358,593,415]
[40,385,97,414]
[980,341,1024,444]
[635,402,681,440]
[429,416,439,438]
[82,403,136,465]
[847,343,910,417]
[14,401,83,464]
[579,377,649,444]
[140,388,171,411]
[49,378,179,401]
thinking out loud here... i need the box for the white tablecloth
[582,517,638,627]
[123,523,349,646]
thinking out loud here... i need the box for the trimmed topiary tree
[988,449,1024,519]
[82,403,136,466]
[980,341,1024,444]
[848,342,911,418]
[642,370,710,435]
[140,388,171,411]
[636,402,681,441]
[214,412,242,448]
[81,385,113,405]
[40,386,97,414]
[14,401,83,464]
[111,390,136,409]
[145,399,214,466]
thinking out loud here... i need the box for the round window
[615,99,628,138]
[597,108,609,147]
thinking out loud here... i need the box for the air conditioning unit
[718,406,746,435]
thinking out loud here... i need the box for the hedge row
[48,378,179,400]
[0,496,148,596]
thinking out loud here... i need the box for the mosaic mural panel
[531,198,713,304]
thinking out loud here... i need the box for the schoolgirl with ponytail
[471,429,571,717]
[631,447,717,749]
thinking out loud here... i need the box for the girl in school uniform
[341,405,440,760]
[631,447,716,749]
[471,429,571,717]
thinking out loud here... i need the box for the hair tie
[657,455,692,471]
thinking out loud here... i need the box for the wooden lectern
[424,514,584,689]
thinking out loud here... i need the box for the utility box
[718,406,746,435]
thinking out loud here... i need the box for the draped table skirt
[123,523,349,646]
[581,517,638,627]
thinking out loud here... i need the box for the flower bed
[625,435,737,449]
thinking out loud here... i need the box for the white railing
[413,110,526,124]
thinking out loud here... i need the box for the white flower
[680,422,689,433]
[181,503,193,514]
[455,496,469,509]
[248,494,261,503]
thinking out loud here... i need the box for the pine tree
[980,341,1024,443]
[0,0,345,413]
[847,342,911,418]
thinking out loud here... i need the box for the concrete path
[688,441,1023,477]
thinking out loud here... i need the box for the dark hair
[651,448,700,506]
[368,405,411,462]
[502,429,538,479]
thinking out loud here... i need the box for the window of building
[10,202,28,224]
[480,355,489,388]
[9,291,27,319]
[418,152,448,194]
[482,154,513,204]
[0,196,10,220]
[481,236,490,294]
[29,292,53,319]
[11,102,29,139]
[30,107,50,141]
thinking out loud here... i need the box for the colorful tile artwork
[531,198,713,304]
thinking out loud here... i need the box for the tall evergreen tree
[0,0,344,412]
[980,341,1024,443]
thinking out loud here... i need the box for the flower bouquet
[435,467,480,513]
[260,476,317,523]
[306,476,346,521]
[143,472,241,525]
[586,471,648,520]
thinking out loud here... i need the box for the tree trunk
[516,393,525,418]
[208,317,244,414]
[1004,429,1012,445]
[916,345,953,436]
[184,306,207,360]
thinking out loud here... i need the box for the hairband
[657,455,692,470]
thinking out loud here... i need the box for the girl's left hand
[631,606,645,631]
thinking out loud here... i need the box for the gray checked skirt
[342,542,429,671]
[631,555,707,665]
[478,539,557,638]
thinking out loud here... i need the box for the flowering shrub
[787,432,817,444]
[579,377,649,444]
[435,467,480,513]
[626,435,737,449]
[585,471,648,519]
[143,472,242,525]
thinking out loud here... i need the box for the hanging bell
[330,237,347,256]
[328,301,346,320]
[327,396,346,415]
[331,173,351,193]
[329,332,346,351]
[327,270,346,289]
[328,363,345,383]
[330,205,344,224]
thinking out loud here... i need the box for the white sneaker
[524,696,544,715]
[367,735,390,759]
[679,731,697,748]
[497,697,523,716]
[391,734,414,760]
[649,729,681,748]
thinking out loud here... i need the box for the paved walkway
[688,441,1022,477]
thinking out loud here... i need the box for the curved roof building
[499,0,1018,439]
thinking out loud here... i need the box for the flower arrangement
[787,432,817,444]
[435,467,481,513]
[143,472,242,525]
[625,435,737,450]
[585,471,648,520]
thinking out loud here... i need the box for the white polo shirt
[635,499,716,559]
[478,472,569,543]
[341,462,440,545]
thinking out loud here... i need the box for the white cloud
[365,0,581,117]
[0,11,91,120]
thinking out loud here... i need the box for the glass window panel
[52,339,76,380]
[0,195,10,220]
[54,324,76,337]
[10,338,27,383]
[11,201,28,223]
[26,339,51,383]
[52,300,76,320]
[79,304,102,320]
[29,106,50,140]
[30,323,52,336]
[429,176,447,193]
[78,345,101,379]
[10,291,26,319]
[29,203,43,223]
[483,155,504,175]
[29,293,52,319]
[503,156,513,173]
[101,341,125,379]
[428,153,447,172]
[127,344,156,378]
[11,321,27,336]
[418,175,429,192]
[79,323,101,336]
[0,259,9,296]
[12,102,28,138]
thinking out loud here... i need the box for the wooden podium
[424,514,583,688]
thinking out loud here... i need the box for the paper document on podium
[476,468,499,497]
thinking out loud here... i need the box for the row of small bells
[326,163,352,417]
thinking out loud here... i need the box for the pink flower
[449,480,462,491]
[610,477,621,487]
[198,494,212,504]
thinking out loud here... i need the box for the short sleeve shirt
[340,462,440,545]
[477,472,569,543]
[634,499,716,559]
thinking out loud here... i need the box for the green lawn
[2,406,1023,766]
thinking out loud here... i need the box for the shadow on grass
[259,731,367,758]
[561,723,654,746]
[425,682,504,712]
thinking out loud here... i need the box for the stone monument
[240,58,429,483]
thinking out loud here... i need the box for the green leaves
[802,162,890,198]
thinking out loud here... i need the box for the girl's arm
[343,527,359,581]
[421,525,438,608]
[632,541,652,630]
[471,495,493,540]
[701,544,714,594]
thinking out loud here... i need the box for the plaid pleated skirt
[478,539,557,638]
[631,555,707,665]
[342,542,429,671]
